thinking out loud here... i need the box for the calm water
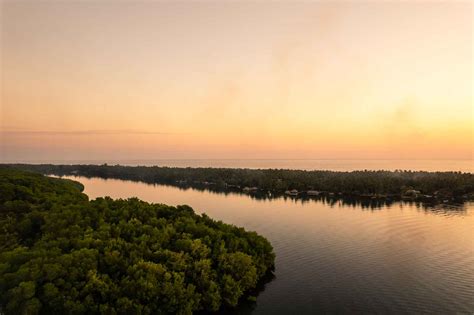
[63,176,474,314]
[11,159,474,172]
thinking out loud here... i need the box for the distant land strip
[2,164,474,204]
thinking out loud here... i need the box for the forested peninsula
[3,164,474,203]
[0,169,275,314]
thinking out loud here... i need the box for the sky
[1,1,472,161]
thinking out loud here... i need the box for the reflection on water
[62,176,474,314]
[167,184,470,214]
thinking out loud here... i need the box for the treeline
[3,164,474,201]
[0,169,275,314]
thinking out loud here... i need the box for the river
[62,175,474,314]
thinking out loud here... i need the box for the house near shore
[285,189,299,196]
[403,189,421,198]
[307,190,320,196]
[243,186,259,193]
[225,183,240,189]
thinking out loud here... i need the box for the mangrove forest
[0,169,275,314]
[3,164,474,203]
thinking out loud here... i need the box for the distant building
[243,186,258,193]
[285,189,298,196]
[403,189,421,198]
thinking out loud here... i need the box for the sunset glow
[1,1,472,161]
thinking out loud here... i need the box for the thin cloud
[0,129,177,136]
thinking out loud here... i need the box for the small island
[4,164,474,203]
[0,169,275,314]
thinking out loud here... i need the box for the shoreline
[2,163,473,206]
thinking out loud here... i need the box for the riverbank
[0,169,275,314]
[2,164,473,205]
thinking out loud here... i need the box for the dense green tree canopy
[0,169,275,314]
[5,164,474,201]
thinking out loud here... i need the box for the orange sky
[1,1,472,161]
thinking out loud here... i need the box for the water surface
[64,176,474,314]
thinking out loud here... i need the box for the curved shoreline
[2,163,473,206]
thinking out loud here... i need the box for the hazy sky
[1,1,472,161]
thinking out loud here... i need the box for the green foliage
[0,169,275,314]
[6,163,474,199]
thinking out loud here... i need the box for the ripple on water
[63,176,474,314]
